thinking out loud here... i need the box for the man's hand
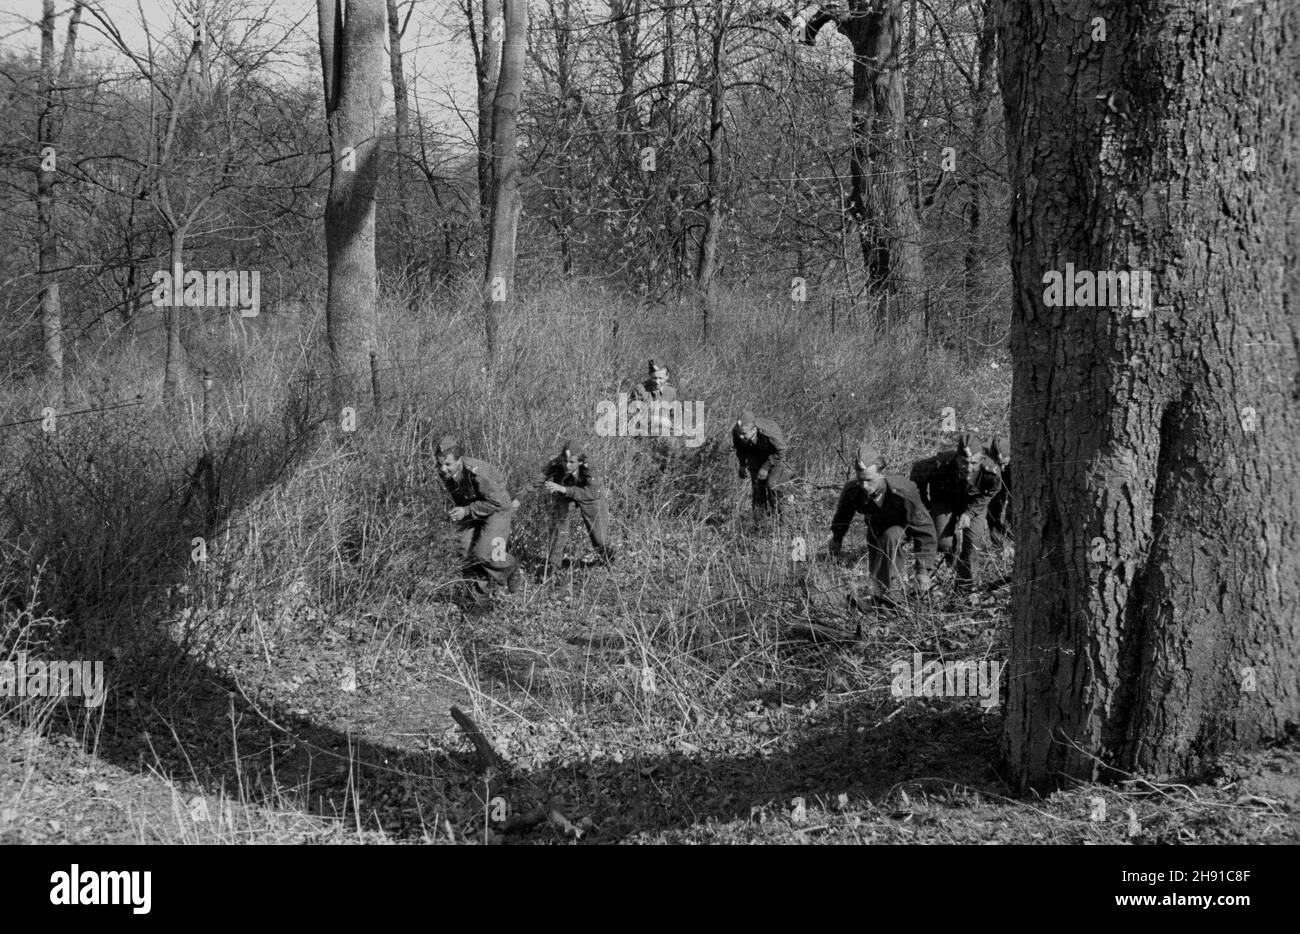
[544,481,567,495]
[756,468,769,482]
[738,465,748,480]
[447,506,469,522]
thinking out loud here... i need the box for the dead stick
[450,705,506,775]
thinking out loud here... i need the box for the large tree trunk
[482,0,527,365]
[850,0,921,302]
[318,0,385,395]
[473,0,503,226]
[808,2,923,308]
[1001,0,1300,791]
[35,0,81,396]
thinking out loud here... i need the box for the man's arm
[828,483,858,554]
[565,466,603,505]
[758,420,787,475]
[466,462,512,519]
[731,425,748,476]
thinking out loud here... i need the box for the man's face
[436,452,462,479]
[739,422,757,442]
[564,454,581,475]
[648,373,663,391]
[858,462,887,497]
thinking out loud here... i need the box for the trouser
[865,525,909,593]
[988,484,1011,546]
[930,501,990,589]
[546,494,612,566]
[747,461,790,516]
[455,505,518,591]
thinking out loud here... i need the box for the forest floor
[3,516,1298,845]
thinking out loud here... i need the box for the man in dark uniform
[732,410,790,519]
[435,435,522,600]
[909,434,1002,594]
[829,443,938,601]
[542,441,615,571]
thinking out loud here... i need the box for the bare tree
[319,0,386,393]
[386,0,416,280]
[465,0,504,224]
[35,0,83,395]
[805,1,923,307]
[482,0,527,364]
[1001,0,1300,790]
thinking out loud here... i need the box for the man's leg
[546,498,570,569]
[765,462,790,518]
[578,495,616,562]
[458,523,491,602]
[931,510,956,566]
[868,525,907,594]
[956,504,990,591]
[470,507,519,589]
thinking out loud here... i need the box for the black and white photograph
[0,0,1295,874]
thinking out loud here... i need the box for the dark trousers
[546,494,611,566]
[865,525,908,593]
[456,505,518,590]
[930,501,989,589]
[747,462,789,516]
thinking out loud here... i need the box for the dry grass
[1,284,1294,844]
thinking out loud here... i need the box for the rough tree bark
[1001,0,1300,791]
[482,0,528,365]
[318,0,385,395]
[806,1,923,305]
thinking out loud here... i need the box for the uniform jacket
[442,457,513,520]
[543,455,604,507]
[732,416,787,474]
[910,448,1001,514]
[629,380,677,405]
[831,476,937,557]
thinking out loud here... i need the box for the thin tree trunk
[694,6,729,344]
[963,0,996,325]
[163,229,187,399]
[35,0,81,396]
[474,0,503,226]
[386,0,415,281]
[319,0,386,396]
[482,0,528,365]
[1001,0,1300,790]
